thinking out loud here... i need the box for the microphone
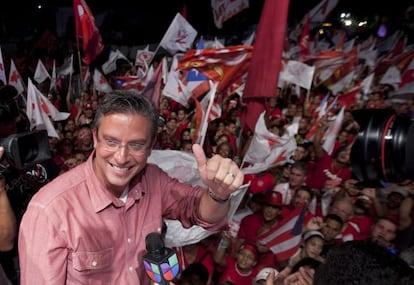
[143,232,180,284]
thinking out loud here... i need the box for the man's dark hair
[92,92,159,141]
[179,262,209,284]
[325,213,344,227]
[291,257,321,273]
[291,161,308,176]
[314,240,414,285]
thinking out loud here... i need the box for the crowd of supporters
[9,65,411,284]
[2,13,414,283]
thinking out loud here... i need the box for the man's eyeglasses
[98,137,148,155]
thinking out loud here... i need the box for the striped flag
[185,38,210,98]
[258,205,306,262]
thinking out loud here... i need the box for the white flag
[0,47,7,84]
[360,73,374,95]
[379,66,401,88]
[196,81,218,146]
[57,54,74,76]
[309,0,339,24]
[322,106,345,155]
[8,59,25,95]
[280,60,315,90]
[159,13,197,55]
[211,0,249,29]
[26,79,60,138]
[93,69,113,93]
[329,70,356,95]
[101,49,130,75]
[34,59,51,84]
[49,60,57,91]
[162,55,193,107]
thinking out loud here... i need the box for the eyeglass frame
[96,135,150,155]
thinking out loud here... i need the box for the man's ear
[92,129,98,148]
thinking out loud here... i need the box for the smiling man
[18,92,244,285]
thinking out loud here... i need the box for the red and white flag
[159,13,197,55]
[337,85,361,109]
[93,69,113,93]
[135,45,155,67]
[305,94,329,141]
[26,79,69,138]
[242,112,297,174]
[73,0,104,64]
[8,59,25,95]
[258,205,307,262]
[162,55,193,107]
[34,59,51,84]
[298,13,310,56]
[0,46,7,84]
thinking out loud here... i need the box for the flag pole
[198,82,217,147]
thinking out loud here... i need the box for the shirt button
[127,238,132,244]
[129,266,134,272]
[92,260,97,267]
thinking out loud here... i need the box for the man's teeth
[113,165,129,171]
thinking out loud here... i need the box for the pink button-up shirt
[19,153,225,285]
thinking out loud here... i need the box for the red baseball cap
[263,191,283,208]
[244,172,275,194]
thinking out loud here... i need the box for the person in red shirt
[223,119,238,157]
[214,243,260,285]
[236,192,284,268]
[173,240,215,285]
[237,192,283,247]
[305,118,352,196]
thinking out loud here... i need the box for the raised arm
[192,144,244,224]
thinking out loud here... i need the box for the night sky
[1,0,412,46]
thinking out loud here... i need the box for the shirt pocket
[72,248,114,272]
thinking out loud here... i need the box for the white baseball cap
[255,267,279,281]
